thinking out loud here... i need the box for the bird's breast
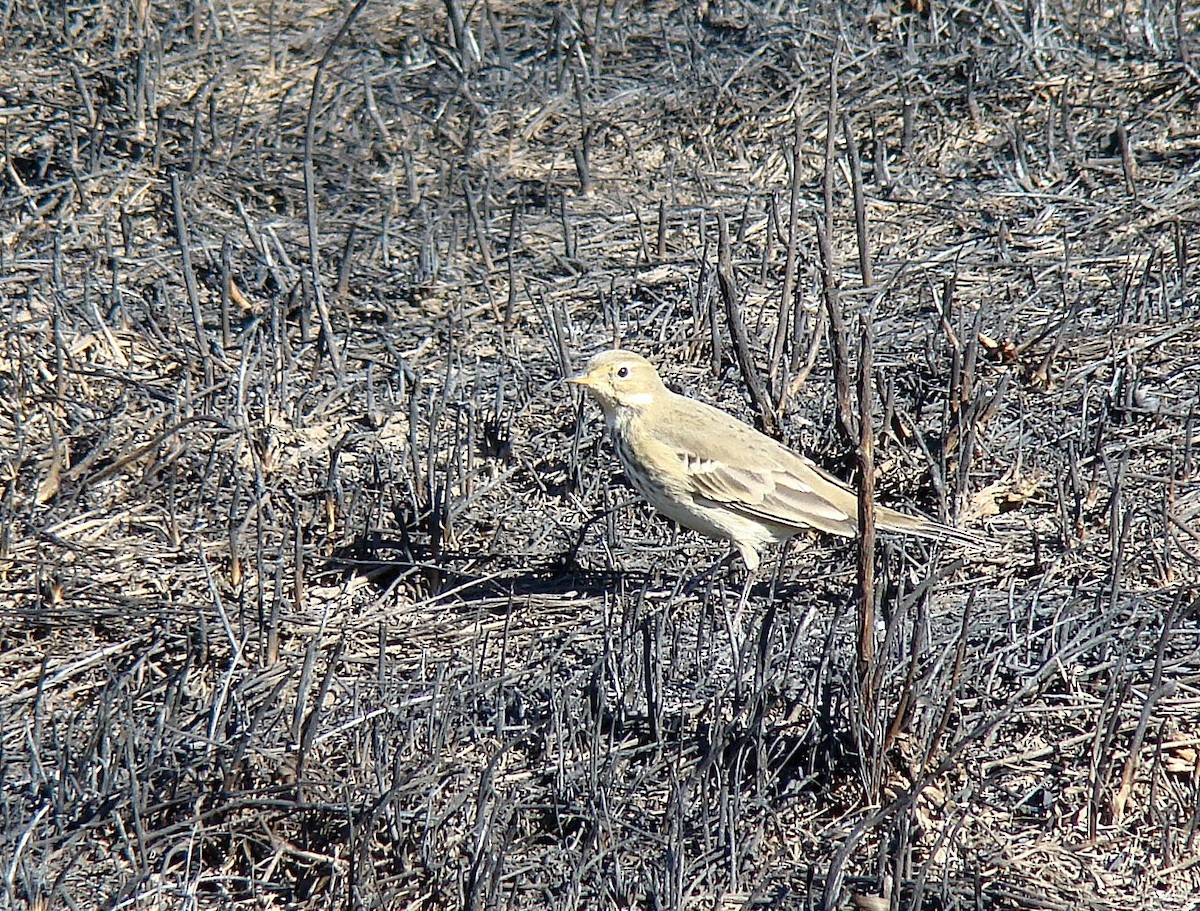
[610,415,687,504]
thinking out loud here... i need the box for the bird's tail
[874,505,986,548]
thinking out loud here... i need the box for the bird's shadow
[323,523,854,616]
[320,532,640,603]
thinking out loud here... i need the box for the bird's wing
[655,397,859,536]
[655,395,985,546]
[683,451,859,536]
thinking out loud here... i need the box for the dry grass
[1,0,1198,908]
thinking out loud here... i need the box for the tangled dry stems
[1,1,1198,909]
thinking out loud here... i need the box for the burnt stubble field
[2,1,1199,908]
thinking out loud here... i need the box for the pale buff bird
[570,349,980,571]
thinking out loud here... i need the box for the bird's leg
[724,564,758,661]
[730,542,792,669]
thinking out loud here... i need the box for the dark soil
[2,1,1198,909]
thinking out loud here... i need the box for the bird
[570,349,981,572]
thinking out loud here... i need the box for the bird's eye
[616,366,629,378]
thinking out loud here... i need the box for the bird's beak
[568,372,594,387]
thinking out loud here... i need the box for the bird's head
[569,349,666,418]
